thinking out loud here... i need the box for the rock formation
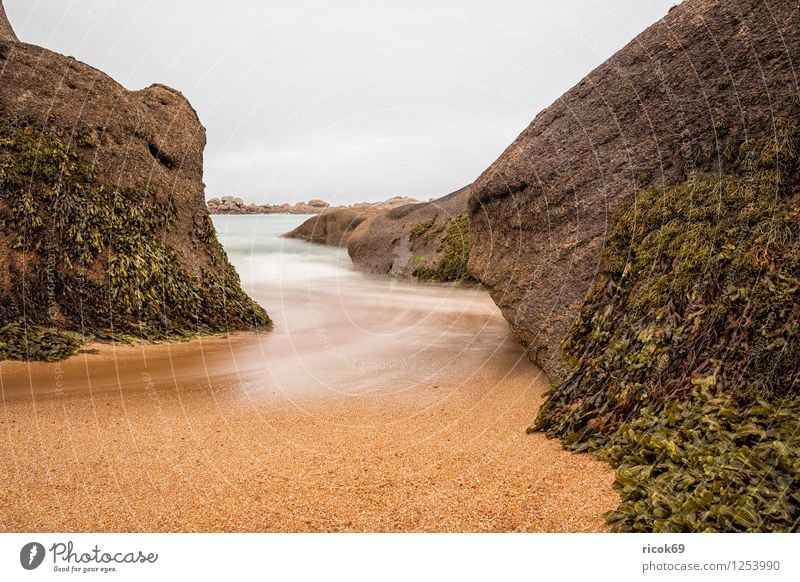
[286,187,472,282]
[286,207,377,247]
[347,186,472,281]
[208,195,419,216]
[0,3,270,360]
[468,0,800,380]
[285,195,422,246]
[208,197,331,215]
[533,121,800,531]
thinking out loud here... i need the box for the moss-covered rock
[0,10,271,362]
[345,185,473,281]
[533,119,800,532]
[412,213,472,283]
[0,116,270,361]
[468,0,800,381]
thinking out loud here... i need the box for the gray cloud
[7,0,675,203]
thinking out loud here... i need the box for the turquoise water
[212,214,357,293]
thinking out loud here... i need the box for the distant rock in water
[0,3,270,361]
[285,195,420,248]
[286,188,473,283]
[468,0,800,380]
[348,186,473,282]
[207,197,330,215]
[286,208,378,247]
[212,195,419,216]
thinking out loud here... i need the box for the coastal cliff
[0,3,270,360]
[468,0,800,381]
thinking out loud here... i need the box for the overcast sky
[6,0,675,204]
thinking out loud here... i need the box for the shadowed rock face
[468,0,800,380]
[0,3,270,356]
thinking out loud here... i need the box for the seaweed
[410,219,435,240]
[413,213,472,282]
[0,323,81,362]
[601,390,800,532]
[0,116,271,361]
[532,118,800,531]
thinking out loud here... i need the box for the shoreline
[0,332,265,401]
[0,336,618,532]
[0,218,619,532]
[0,304,618,532]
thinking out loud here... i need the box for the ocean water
[4,215,527,401]
[212,214,355,291]
[212,214,499,322]
[211,214,518,397]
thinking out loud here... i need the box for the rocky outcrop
[0,3,270,360]
[347,186,472,281]
[209,196,419,216]
[284,196,422,248]
[468,0,800,380]
[207,197,331,215]
[533,121,800,532]
[285,188,472,282]
[285,208,378,247]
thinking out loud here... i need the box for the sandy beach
[0,216,618,532]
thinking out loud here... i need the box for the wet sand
[0,217,618,531]
[0,287,617,531]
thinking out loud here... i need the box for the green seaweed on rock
[601,390,800,532]
[0,116,271,361]
[532,118,800,532]
[410,220,435,240]
[413,213,471,282]
[0,323,81,362]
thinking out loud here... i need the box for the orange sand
[0,279,617,531]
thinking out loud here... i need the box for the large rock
[0,3,270,359]
[285,189,470,281]
[348,186,472,280]
[468,0,800,380]
[285,207,376,247]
